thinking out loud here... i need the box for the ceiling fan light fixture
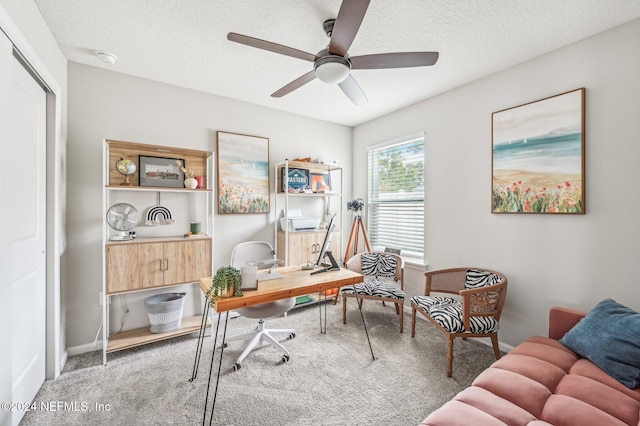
[314,56,350,84]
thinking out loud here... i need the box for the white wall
[353,19,640,347]
[66,63,352,349]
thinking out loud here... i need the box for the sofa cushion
[570,359,640,403]
[554,374,640,425]
[560,298,640,389]
[449,386,538,425]
[541,394,630,426]
[472,367,551,419]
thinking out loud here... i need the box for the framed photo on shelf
[492,88,585,214]
[310,173,332,193]
[281,168,309,192]
[138,155,185,188]
[217,131,270,214]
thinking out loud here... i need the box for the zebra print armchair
[341,252,405,333]
[410,268,507,377]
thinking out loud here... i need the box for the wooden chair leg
[342,294,347,324]
[490,334,501,359]
[398,302,404,333]
[332,288,341,305]
[447,336,454,378]
[411,306,417,337]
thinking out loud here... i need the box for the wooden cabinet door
[279,231,342,266]
[139,243,164,289]
[106,244,142,293]
[328,231,341,261]
[162,241,186,286]
[287,232,318,266]
[183,239,212,282]
[312,230,341,263]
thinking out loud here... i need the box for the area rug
[22,301,499,425]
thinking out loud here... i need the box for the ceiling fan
[227,0,439,106]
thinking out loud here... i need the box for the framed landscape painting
[492,88,585,214]
[217,131,270,214]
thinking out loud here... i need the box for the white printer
[279,209,321,231]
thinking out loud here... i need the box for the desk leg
[318,291,328,334]
[352,288,376,361]
[202,311,229,426]
[189,300,210,382]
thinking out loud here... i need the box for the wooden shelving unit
[102,139,214,365]
[274,159,344,308]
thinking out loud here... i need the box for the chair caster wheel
[289,333,296,339]
[232,363,241,371]
[282,354,290,363]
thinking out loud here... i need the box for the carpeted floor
[21,301,499,425]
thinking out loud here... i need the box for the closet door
[0,35,47,425]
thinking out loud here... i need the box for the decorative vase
[217,286,235,298]
[184,177,197,189]
[194,175,205,189]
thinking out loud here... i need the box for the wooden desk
[198,265,363,312]
[199,266,363,425]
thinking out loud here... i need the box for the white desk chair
[225,241,296,371]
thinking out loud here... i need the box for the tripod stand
[344,214,371,264]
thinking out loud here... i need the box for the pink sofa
[421,306,640,426]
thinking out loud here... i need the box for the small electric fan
[106,203,140,241]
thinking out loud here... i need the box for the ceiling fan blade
[271,71,317,98]
[228,32,316,62]
[338,74,367,106]
[329,0,370,56]
[351,52,439,69]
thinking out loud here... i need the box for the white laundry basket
[144,292,186,333]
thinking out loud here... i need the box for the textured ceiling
[34,0,640,127]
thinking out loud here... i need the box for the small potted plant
[207,266,243,299]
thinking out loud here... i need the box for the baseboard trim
[67,341,103,356]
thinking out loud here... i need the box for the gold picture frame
[492,88,585,214]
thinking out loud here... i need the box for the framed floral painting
[492,88,585,214]
[216,131,270,214]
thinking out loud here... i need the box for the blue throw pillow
[560,298,640,389]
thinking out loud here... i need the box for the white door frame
[0,5,65,380]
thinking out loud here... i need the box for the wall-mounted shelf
[105,185,212,193]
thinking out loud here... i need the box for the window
[367,134,424,261]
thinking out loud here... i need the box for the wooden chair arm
[460,281,507,329]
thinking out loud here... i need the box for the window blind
[367,135,424,260]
